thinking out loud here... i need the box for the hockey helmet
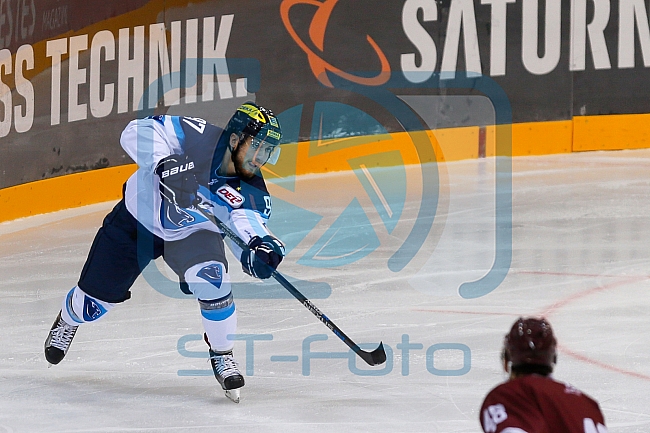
[226,102,283,164]
[503,317,557,369]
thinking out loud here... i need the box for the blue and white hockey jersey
[121,115,274,255]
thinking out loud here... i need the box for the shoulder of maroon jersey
[480,381,540,433]
[481,380,517,407]
[556,380,604,411]
[500,375,602,408]
[519,375,587,394]
[485,375,554,401]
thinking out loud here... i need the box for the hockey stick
[195,204,386,366]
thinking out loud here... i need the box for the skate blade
[225,389,240,403]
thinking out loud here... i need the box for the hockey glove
[241,235,285,279]
[154,154,199,208]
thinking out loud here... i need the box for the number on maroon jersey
[584,418,608,433]
[482,404,508,432]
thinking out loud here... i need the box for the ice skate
[44,311,79,365]
[209,349,245,403]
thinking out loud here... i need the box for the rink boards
[2,0,650,221]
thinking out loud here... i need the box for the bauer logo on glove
[241,235,286,279]
[155,154,199,209]
[159,161,195,179]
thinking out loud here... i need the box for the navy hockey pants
[77,199,227,303]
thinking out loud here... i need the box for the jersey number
[482,404,508,432]
[483,407,607,433]
[584,418,608,433]
[183,117,206,134]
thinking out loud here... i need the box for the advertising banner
[1,0,650,188]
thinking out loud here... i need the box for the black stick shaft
[195,205,386,366]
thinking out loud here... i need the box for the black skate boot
[209,349,245,403]
[44,311,78,365]
[205,334,244,403]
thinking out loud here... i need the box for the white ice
[1,150,649,432]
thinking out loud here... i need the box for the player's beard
[232,144,258,180]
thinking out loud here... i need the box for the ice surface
[1,150,649,432]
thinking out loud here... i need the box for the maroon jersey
[480,375,608,433]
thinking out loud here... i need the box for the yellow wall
[573,113,650,151]
[1,113,648,223]
[0,165,136,223]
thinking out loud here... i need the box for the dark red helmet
[504,317,557,369]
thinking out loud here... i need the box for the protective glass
[249,135,281,165]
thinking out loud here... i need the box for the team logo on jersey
[216,185,245,208]
[162,202,196,228]
[197,264,223,289]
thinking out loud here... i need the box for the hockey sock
[200,296,237,352]
[184,261,236,352]
[60,286,115,325]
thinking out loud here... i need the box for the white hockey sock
[184,261,237,352]
[202,307,237,353]
[61,286,115,325]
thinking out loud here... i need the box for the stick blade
[358,342,387,366]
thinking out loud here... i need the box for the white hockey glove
[241,235,286,279]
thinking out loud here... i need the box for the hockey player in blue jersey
[44,102,285,403]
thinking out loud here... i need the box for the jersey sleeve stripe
[166,116,185,153]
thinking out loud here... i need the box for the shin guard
[184,261,237,352]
